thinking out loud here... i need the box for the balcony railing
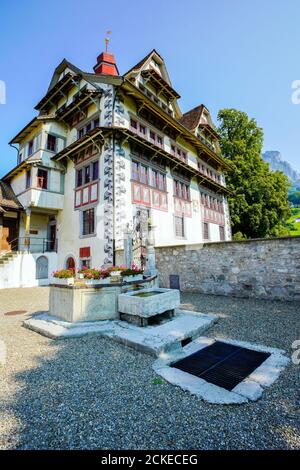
[10,237,57,253]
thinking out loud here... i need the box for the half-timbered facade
[3,47,232,271]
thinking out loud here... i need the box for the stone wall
[155,236,300,301]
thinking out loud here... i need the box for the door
[1,218,18,251]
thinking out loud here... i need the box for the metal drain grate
[172,341,270,391]
[4,310,27,316]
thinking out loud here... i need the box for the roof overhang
[2,159,41,181]
[121,80,233,172]
[55,89,101,123]
[52,127,105,161]
[35,71,81,112]
[103,127,233,196]
[198,123,220,141]
[141,69,180,100]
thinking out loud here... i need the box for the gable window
[203,222,209,240]
[46,134,57,152]
[82,208,95,236]
[175,216,185,238]
[26,169,31,189]
[28,139,34,156]
[37,169,48,189]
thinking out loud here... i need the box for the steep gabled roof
[0,180,22,210]
[179,105,205,131]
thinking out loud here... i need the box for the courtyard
[0,287,299,450]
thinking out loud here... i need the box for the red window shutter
[79,247,90,258]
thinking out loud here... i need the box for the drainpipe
[9,143,20,164]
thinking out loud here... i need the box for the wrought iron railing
[10,237,57,253]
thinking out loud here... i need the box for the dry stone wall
[155,236,300,301]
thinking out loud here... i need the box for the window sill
[79,233,97,239]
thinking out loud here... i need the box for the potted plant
[52,269,75,285]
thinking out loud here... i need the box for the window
[26,169,31,189]
[139,124,146,136]
[37,169,48,189]
[203,222,209,240]
[175,216,185,238]
[78,128,84,139]
[82,208,95,236]
[132,161,139,181]
[157,136,163,147]
[46,134,57,152]
[76,168,83,187]
[84,165,90,184]
[19,152,23,164]
[92,161,99,181]
[28,139,34,156]
[219,226,225,241]
[174,180,190,200]
[86,122,92,133]
[140,164,148,184]
[80,259,91,269]
[130,118,138,130]
[93,117,99,128]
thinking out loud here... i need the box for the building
[1,45,232,283]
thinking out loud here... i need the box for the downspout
[9,143,20,164]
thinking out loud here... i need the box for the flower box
[110,270,122,277]
[85,278,110,286]
[123,274,143,282]
[52,277,75,286]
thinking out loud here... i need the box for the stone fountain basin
[118,288,180,318]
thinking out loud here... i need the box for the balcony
[18,187,64,211]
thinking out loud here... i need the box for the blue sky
[0,0,300,177]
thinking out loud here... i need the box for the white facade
[3,49,232,276]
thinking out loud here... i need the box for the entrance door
[1,218,18,251]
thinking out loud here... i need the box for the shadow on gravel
[3,293,300,450]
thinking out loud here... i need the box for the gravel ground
[0,287,299,450]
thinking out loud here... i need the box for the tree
[217,109,291,239]
[288,191,300,207]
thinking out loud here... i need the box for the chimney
[93,52,119,76]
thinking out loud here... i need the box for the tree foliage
[217,109,291,239]
[288,191,300,206]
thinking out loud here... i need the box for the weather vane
[105,31,112,52]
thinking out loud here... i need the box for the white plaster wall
[56,156,106,270]
[0,252,57,289]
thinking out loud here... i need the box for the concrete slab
[23,310,217,355]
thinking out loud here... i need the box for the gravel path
[0,287,299,450]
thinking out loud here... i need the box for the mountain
[262,151,300,183]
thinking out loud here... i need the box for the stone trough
[118,287,181,326]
